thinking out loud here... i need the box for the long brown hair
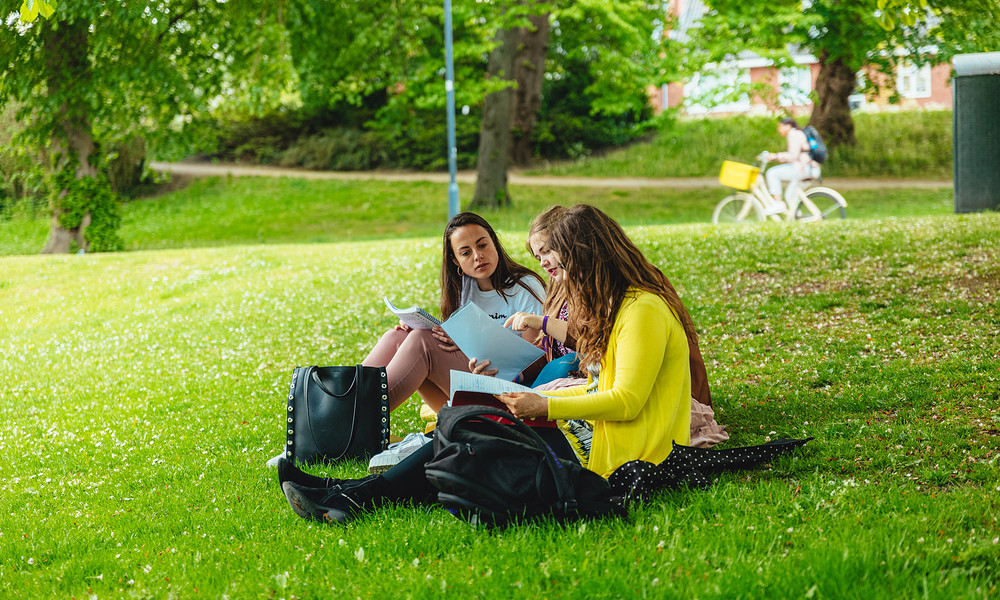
[546,204,699,371]
[526,205,570,318]
[440,212,544,319]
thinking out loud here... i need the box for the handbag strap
[303,365,363,461]
[444,405,579,514]
[310,365,361,398]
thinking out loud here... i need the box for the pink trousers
[362,328,471,413]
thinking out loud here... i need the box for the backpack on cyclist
[424,405,627,527]
[802,125,828,164]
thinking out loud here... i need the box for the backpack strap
[436,405,579,514]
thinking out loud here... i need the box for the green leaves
[877,0,937,30]
[18,0,56,23]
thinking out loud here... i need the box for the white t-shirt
[460,275,545,334]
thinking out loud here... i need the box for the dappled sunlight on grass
[1,212,997,598]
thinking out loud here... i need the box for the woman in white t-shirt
[764,117,821,217]
[362,212,545,413]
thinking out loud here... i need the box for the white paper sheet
[383,297,442,330]
[440,302,544,381]
[448,370,552,405]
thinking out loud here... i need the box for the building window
[779,66,812,106]
[684,67,751,114]
[897,60,931,99]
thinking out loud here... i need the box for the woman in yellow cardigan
[497,204,695,478]
[279,204,702,523]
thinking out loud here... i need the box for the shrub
[208,111,305,164]
[366,104,480,171]
[533,57,653,160]
[49,158,123,252]
[279,127,389,171]
[105,136,157,199]
[0,103,48,219]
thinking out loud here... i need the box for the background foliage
[184,0,666,171]
[0,108,958,256]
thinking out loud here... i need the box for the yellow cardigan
[546,289,692,478]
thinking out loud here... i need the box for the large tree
[471,0,670,208]
[472,21,519,209]
[0,0,284,253]
[205,0,666,210]
[686,0,1000,148]
[510,8,550,167]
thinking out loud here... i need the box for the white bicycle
[712,153,847,224]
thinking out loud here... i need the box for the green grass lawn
[1,178,998,598]
[0,175,956,256]
[535,111,954,179]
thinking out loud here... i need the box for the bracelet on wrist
[542,315,549,335]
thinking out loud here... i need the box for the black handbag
[283,365,390,465]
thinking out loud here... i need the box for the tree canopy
[7,1,994,251]
[0,0,285,251]
[683,0,999,147]
[4,0,674,234]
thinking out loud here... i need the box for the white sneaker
[265,452,287,468]
[367,433,432,474]
[762,201,787,216]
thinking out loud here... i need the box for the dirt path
[150,161,953,190]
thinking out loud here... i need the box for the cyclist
[764,117,821,217]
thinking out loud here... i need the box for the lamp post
[444,0,460,219]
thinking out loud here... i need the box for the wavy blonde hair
[526,205,570,318]
[546,204,698,371]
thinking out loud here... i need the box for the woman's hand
[431,326,459,352]
[504,312,541,333]
[394,320,412,332]
[497,392,548,420]
[468,357,498,377]
[504,312,543,344]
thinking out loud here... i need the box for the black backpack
[802,125,828,164]
[424,405,627,527]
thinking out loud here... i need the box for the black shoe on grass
[276,457,349,489]
[281,477,383,525]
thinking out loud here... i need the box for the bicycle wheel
[712,194,764,224]
[801,188,847,220]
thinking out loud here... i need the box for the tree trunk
[40,18,98,255]
[509,11,550,167]
[809,50,857,149]
[471,25,518,210]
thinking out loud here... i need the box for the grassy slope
[0,110,956,256]
[1,209,998,598]
[536,111,954,179]
[0,176,955,256]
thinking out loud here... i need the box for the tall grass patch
[826,111,953,178]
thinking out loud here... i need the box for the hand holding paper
[496,390,550,421]
[448,370,544,400]
[441,303,544,381]
[449,370,553,421]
